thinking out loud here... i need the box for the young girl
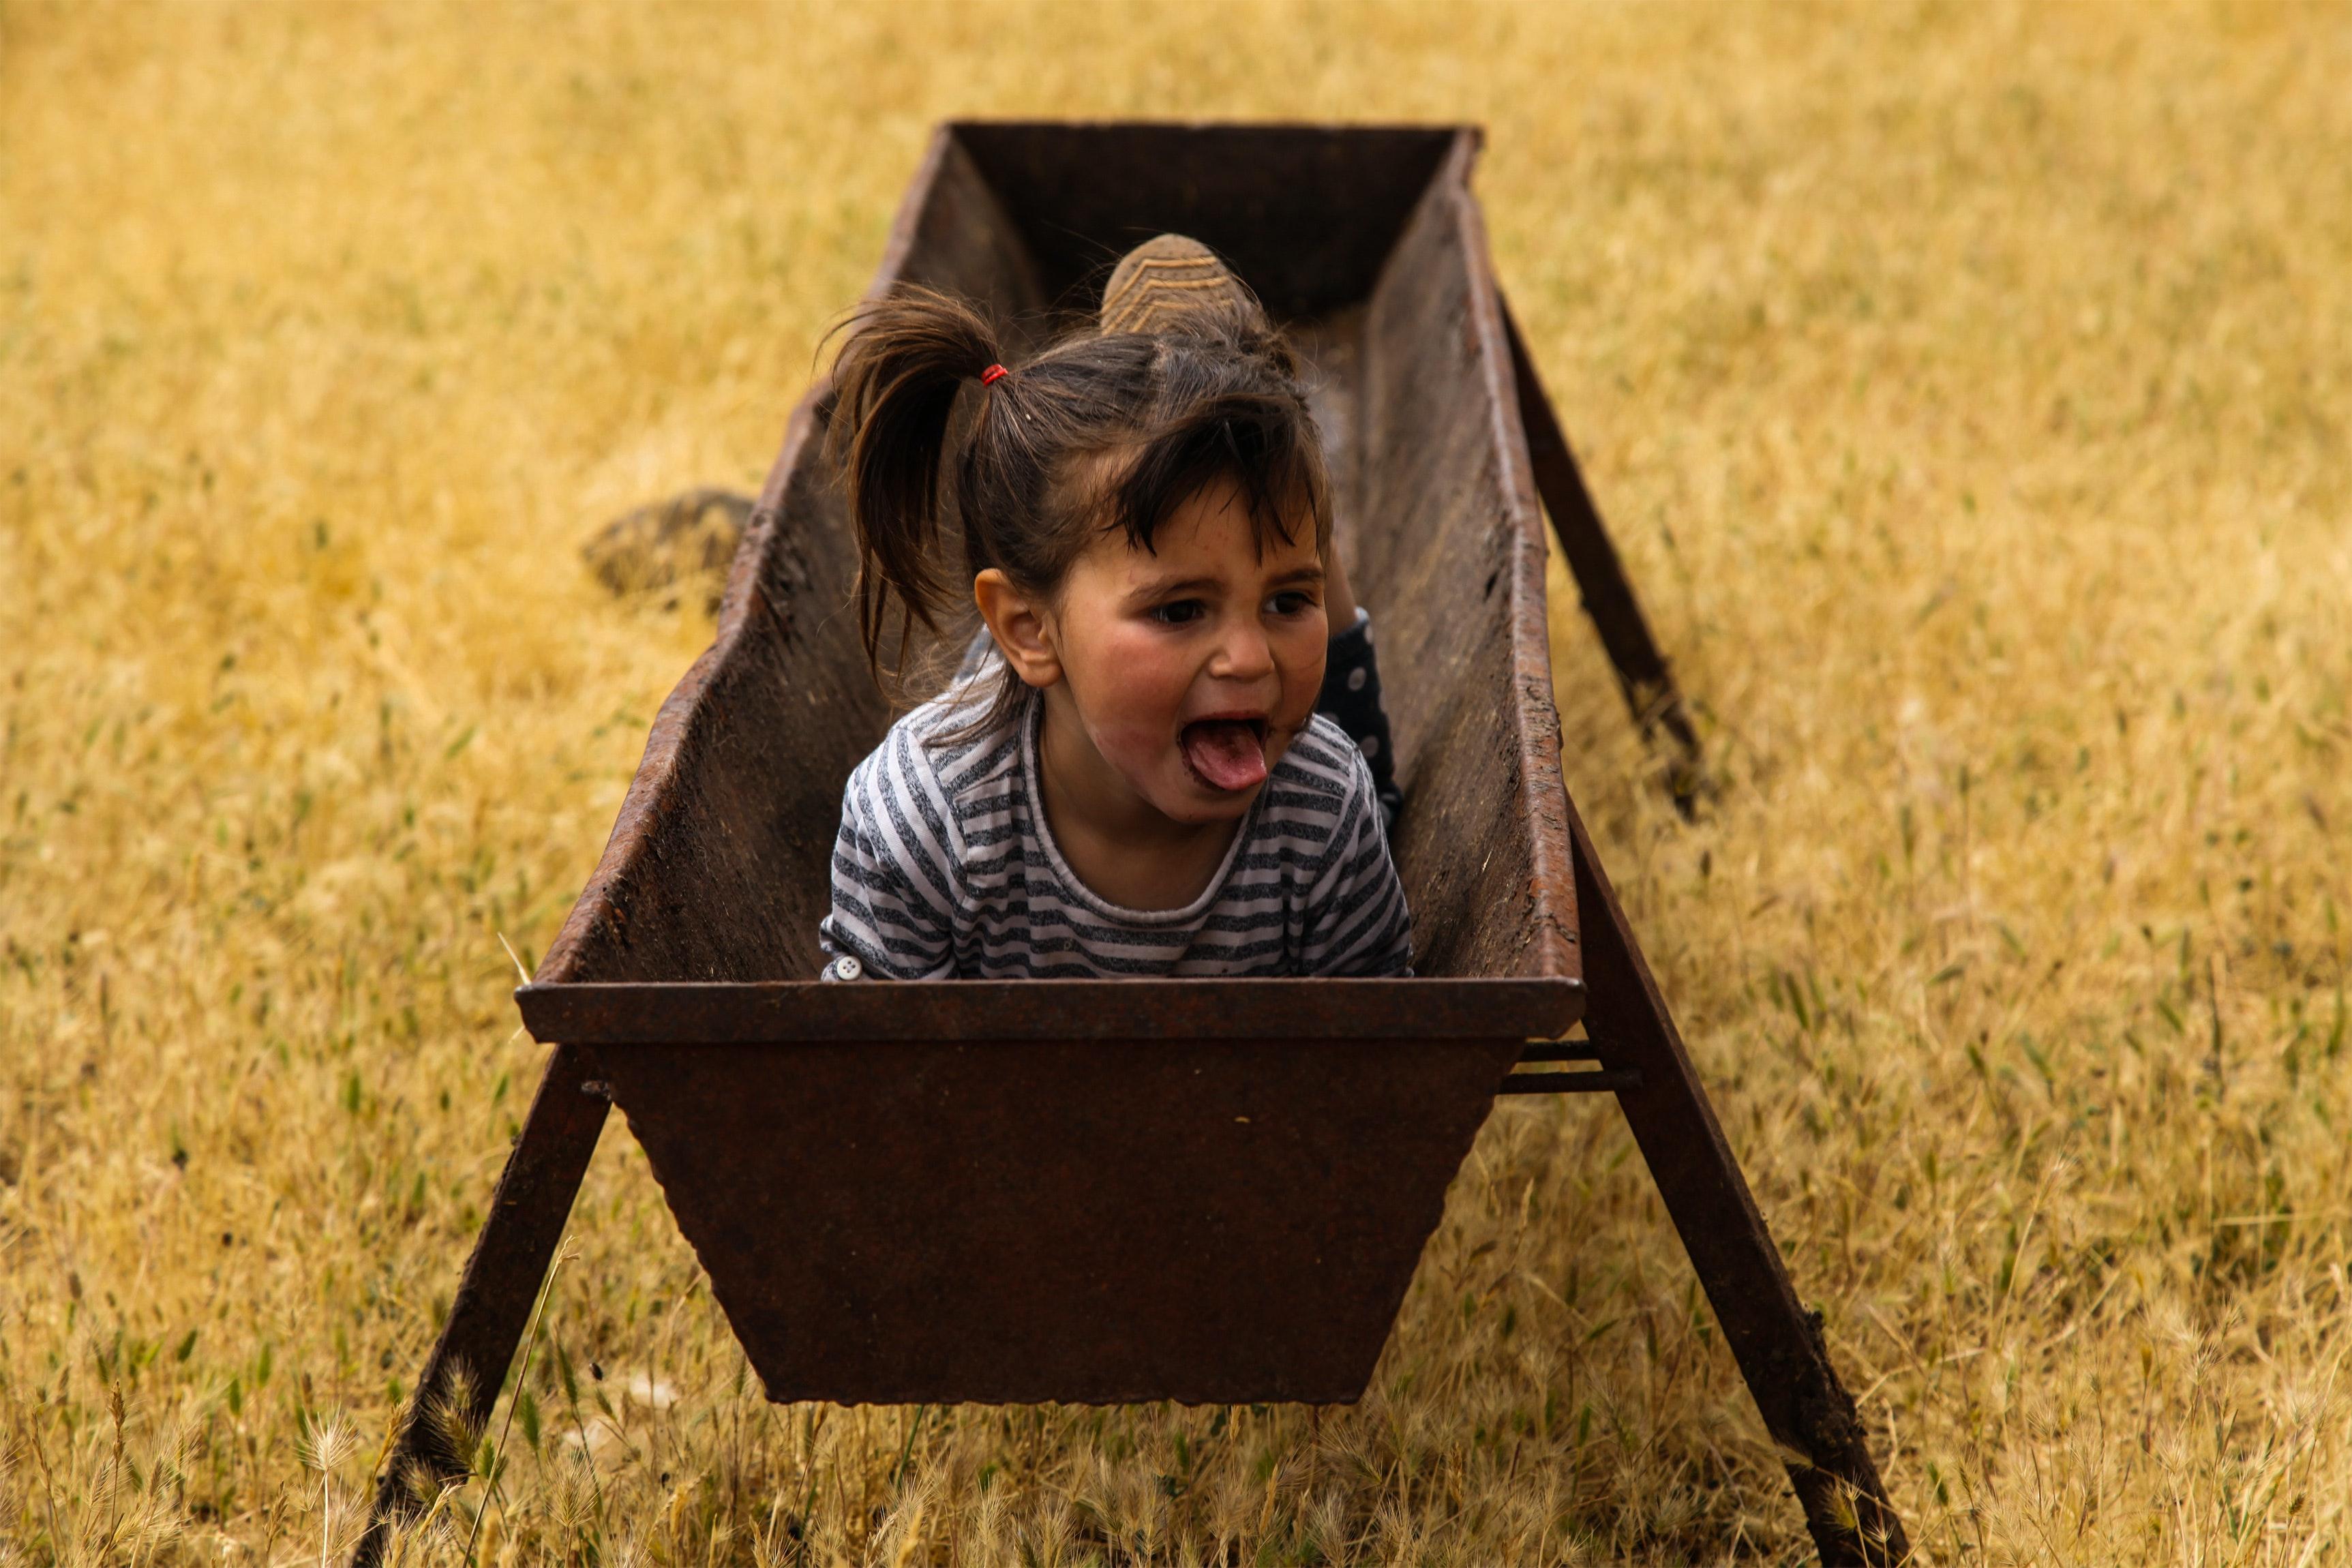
[816,238,1408,980]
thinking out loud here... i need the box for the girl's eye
[1267,591,1316,617]
[1149,599,1206,626]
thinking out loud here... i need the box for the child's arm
[1299,736,1413,976]
[817,740,960,980]
[1316,608,1402,832]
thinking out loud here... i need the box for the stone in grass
[582,487,752,612]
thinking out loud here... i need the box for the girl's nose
[1209,615,1276,682]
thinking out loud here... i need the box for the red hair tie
[980,363,1009,387]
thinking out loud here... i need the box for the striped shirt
[818,678,1412,980]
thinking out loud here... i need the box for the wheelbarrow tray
[521,979,1573,1403]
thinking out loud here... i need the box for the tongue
[1182,721,1268,793]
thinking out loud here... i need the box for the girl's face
[984,475,1329,826]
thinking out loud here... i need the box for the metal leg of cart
[1496,284,1903,1560]
[353,1046,609,1568]
[1498,292,1707,817]
[1561,806,1910,1565]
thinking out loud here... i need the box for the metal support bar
[1496,1068,1642,1095]
[354,1046,609,1567]
[1499,292,1706,815]
[1518,1038,1615,1064]
[1569,806,1910,1563]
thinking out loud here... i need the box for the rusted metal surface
[599,1031,1525,1404]
[507,993,1584,1404]
[516,977,1580,1044]
[952,122,1459,320]
[1353,133,1582,979]
[1499,297,1705,813]
[361,120,1906,1565]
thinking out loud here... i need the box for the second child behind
[818,251,1411,979]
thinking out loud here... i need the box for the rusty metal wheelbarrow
[359,122,1907,1566]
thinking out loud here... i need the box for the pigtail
[825,287,1005,670]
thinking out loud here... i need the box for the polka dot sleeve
[1315,608,1401,832]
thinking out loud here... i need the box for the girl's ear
[973,569,1062,689]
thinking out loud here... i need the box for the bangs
[1106,395,1333,560]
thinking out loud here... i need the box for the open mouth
[1179,717,1270,794]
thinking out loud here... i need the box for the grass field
[5,1,2351,1562]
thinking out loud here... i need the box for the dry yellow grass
[3,1,2349,1562]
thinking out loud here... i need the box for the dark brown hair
[823,280,1331,719]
